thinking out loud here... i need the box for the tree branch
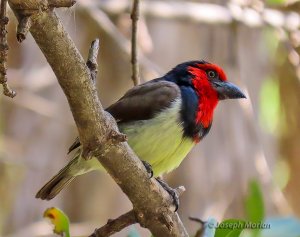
[130,0,140,86]
[92,185,185,236]
[17,16,31,42]
[86,39,99,83]
[0,0,16,98]
[90,210,137,237]
[8,1,188,236]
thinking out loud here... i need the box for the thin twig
[189,217,205,225]
[0,0,16,98]
[130,0,140,86]
[189,217,205,237]
[86,39,100,83]
[86,39,128,146]
[17,16,32,42]
[78,1,162,75]
[79,1,163,76]
[90,210,137,237]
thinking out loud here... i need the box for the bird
[36,60,246,201]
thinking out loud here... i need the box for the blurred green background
[1,0,300,236]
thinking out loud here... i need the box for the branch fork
[12,0,76,43]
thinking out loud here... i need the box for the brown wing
[106,79,180,122]
[68,79,180,154]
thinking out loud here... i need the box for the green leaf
[245,180,265,223]
[225,229,245,237]
[44,207,70,237]
[215,219,246,237]
[259,78,280,134]
[245,180,265,237]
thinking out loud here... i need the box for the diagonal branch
[90,210,137,237]
[8,1,188,236]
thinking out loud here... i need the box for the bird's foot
[156,177,179,212]
[142,160,153,178]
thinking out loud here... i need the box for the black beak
[212,81,246,100]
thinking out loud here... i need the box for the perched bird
[36,60,246,201]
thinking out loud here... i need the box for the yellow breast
[119,99,195,176]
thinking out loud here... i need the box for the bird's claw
[142,160,153,178]
[156,177,179,212]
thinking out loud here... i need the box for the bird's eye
[207,70,217,79]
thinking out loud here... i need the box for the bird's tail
[36,155,79,200]
[35,173,75,200]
